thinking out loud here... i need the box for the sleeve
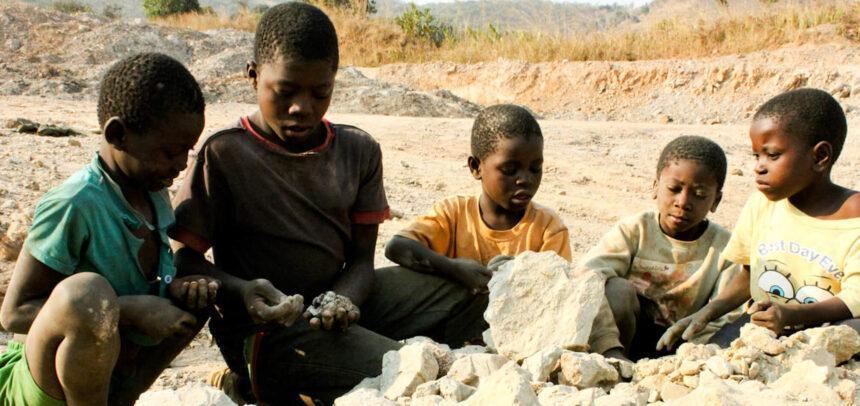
[690,258,745,343]
[577,217,640,280]
[396,199,455,256]
[588,297,623,354]
[24,195,90,275]
[722,194,759,266]
[836,239,860,317]
[169,147,221,253]
[541,225,572,262]
[351,140,390,224]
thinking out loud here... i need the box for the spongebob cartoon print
[756,259,838,304]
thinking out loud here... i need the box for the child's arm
[386,235,492,294]
[748,297,851,333]
[657,265,751,350]
[1,252,198,342]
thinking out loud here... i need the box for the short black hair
[471,104,542,160]
[753,88,848,162]
[254,2,339,68]
[97,53,204,133]
[657,135,727,189]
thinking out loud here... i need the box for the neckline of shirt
[241,116,335,156]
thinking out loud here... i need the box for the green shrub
[102,4,122,19]
[143,0,201,18]
[395,4,453,47]
[52,1,93,14]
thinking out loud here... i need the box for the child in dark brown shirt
[171,3,487,404]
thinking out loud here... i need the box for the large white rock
[483,251,604,360]
[461,362,540,406]
[137,385,236,406]
[445,353,508,386]
[559,352,619,389]
[380,343,440,400]
[798,325,860,364]
[335,388,398,406]
[522,346,564,382]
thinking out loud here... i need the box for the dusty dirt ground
[0,95,858,398]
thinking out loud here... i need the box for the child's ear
[246,60,259,90]
[651,179,658,200]
[711,190,723,213]
[812,141,833,172]
[468,156,482,180]
[103,117,127,150]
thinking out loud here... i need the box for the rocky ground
[0,96,858,404]
[2,1,860,404]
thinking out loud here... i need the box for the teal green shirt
[25,154,177,300]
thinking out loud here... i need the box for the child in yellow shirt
[658,88,860,349]
[386,104,623,357]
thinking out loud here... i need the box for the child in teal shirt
[0,53,216,405]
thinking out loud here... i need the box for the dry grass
[152,2,860,66]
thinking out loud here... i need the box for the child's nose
[288,96,312,116]
[675,189,693,209]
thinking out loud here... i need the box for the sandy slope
[0,96,858,395]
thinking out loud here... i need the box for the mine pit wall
[371,43,860,124]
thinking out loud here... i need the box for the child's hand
[168,275,220,310]
[749,299,789,334]
[450,258,493,295]
[240,279,304,326]
[656,308,713,351]
[128,296,198,343]
[303,291,360,331]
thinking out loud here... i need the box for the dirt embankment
[370,42,860,124]
[0,3,480,118]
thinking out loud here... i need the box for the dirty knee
[51,273,120,342]
[605,277,640,319]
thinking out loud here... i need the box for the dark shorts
[628,295,672,361]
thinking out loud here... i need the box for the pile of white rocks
[335,252,860,406]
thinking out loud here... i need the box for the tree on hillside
[142,0,200,17]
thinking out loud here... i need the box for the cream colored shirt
[723,192,860,317]
[579,210,741,342]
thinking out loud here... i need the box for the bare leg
[25,272,121,405]
[605,277,640,354]
[109,315,207,405]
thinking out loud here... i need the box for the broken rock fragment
[380,343,439,400]
[461,362,539,406]
[445,353,508,386]
[559,352,619,389]
[484,251,603,360]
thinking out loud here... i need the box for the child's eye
[500,166,517,176]
[530,165,542,174]
[768,153,781,160]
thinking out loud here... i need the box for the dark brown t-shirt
[171,117,389,332]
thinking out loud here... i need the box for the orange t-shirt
[397,195,571,264]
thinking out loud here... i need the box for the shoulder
[841,189,860,219]
[331,123,381,152]
[529,201,567,233]
[432,195,473,215]
[34,167,105,220]
[196,122,249,155]
[705,220,732,246]
[618,210,656,231]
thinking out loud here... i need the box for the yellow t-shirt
[723,192,860,317]
[397,195,571,264]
